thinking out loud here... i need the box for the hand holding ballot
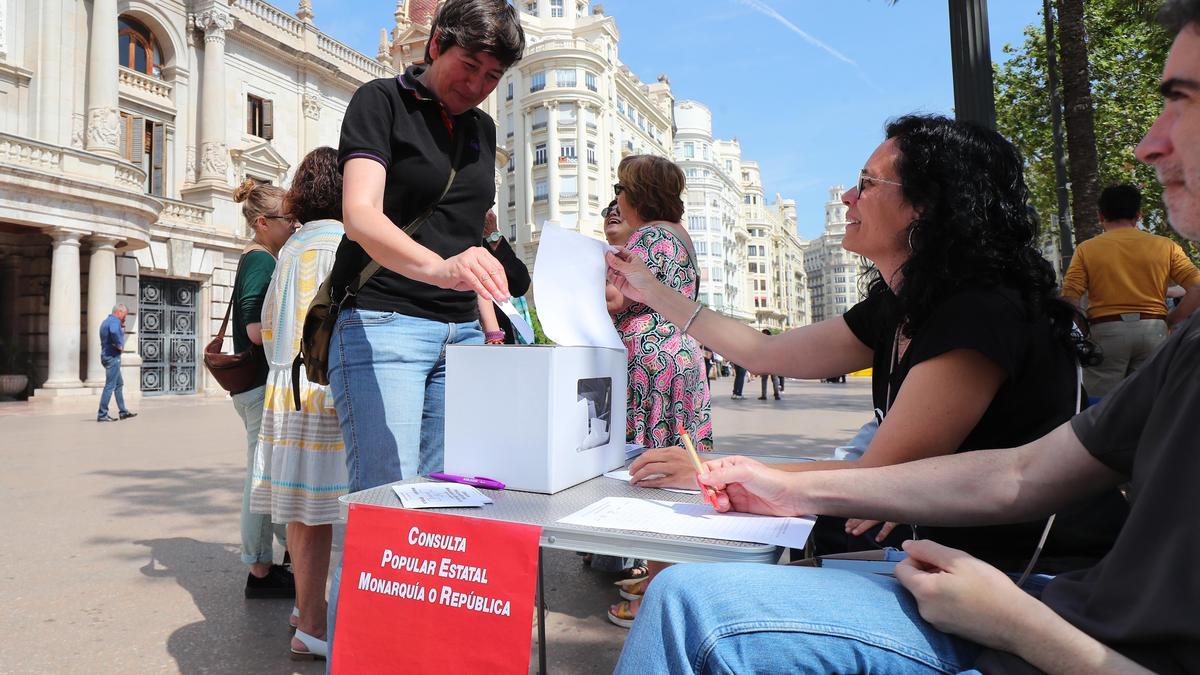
[604,246,657,307]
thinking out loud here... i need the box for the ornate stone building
[741,162,808,331]
[0,0,393,398]
[672,100,751,322]
[803,185,869,323]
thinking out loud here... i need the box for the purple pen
[429,472,506,490]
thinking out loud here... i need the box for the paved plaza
[1,377,870,674]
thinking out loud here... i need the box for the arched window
[119,17,163,78]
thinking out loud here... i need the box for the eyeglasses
[263,214,295,223]
[613,183,625,196]
[856,171,903,195]
[601,205,621,218]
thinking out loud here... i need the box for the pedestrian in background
[1061,183,1200,396]
[96,304,135,422]
[250,147,347,660]
[757,328,781,401]
[731,362,747,399]
[230,178,296,599]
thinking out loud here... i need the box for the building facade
[0,0,392,399]
[740,162,808,331]
[803,185,869,323]
[672,100,749,321]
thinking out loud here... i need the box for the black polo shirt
[334,65,497,322]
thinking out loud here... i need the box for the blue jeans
[732,366,747,396]
[616,563,983,674]
[97,355,127,416]
[231,385,287,565]
[326,308,482,668]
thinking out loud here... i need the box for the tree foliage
[994,1,1196,257]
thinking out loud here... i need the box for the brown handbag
[204,246,268,394]
[290,132,464,409]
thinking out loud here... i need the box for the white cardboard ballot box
[444,344,627,494]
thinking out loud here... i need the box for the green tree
[994,1,1196,257]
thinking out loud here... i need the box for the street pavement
[0,376,871,674]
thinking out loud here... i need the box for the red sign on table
[332,503,542,674]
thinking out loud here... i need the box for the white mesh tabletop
[342,476,783,565]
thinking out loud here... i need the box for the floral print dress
[615,225,714,451]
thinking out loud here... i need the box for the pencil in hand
[677,422,722,509]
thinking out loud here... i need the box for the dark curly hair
[1158,0,1200,34]
[865,114,1075,347]
[285,146,341,225]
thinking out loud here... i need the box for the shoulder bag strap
[347,129,468,297]
[217,243,270,340]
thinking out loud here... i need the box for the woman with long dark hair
[612,114,1125,572]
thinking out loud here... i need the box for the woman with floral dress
[602,155,712,626]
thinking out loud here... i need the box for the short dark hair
[425,0,525,68]
[618,155,686,224]
[1158,0,1200,34]
[285,147,342,225]
[1097,184,1142,221]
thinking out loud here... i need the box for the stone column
[84,236,119,387]
[85,0,121,156]
[523,108,534,230]
[42,229,84,389]
[576,104,589,222]
[193,6,235,185]
[546,101,560,224]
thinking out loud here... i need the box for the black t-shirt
[334,66,497,322]
[835,287,1127,571]
[1038,317,1200,673]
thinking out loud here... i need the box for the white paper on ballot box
[533,223,625,350]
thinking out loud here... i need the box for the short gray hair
[112,303,127,314]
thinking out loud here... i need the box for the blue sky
[308,0,1043,239]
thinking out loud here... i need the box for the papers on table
[532,223,625,350]
[392,483,494,509]
[602,468,700,495]
[494,299,535,344]
[557,497,814,549]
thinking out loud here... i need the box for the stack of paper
[392,483,494,509]
[602,468,700,495]
[557,497,814,549]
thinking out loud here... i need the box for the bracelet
[484,330,506,343]
[681,302,703,334]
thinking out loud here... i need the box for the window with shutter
[262,100,274,140]
[150,123,165,196]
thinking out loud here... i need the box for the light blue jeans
[326,308,482,668]
[97,355,127,417]
[231,385,287,565]
[616,563,984,674]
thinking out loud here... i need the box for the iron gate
[139,278,198,395]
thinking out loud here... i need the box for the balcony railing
[119,67,172,104]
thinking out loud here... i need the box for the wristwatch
[485,231,503,244]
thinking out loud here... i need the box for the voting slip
[602,468,701,495]
[557,497,814,548]
[392,483,494,509]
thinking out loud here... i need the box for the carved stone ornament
[86,107,120,150]
[297,0,314,23]
[185,145,197,182]
[302,90,322,121]
[71,115,85,150]
[200,141,229,179]
[192,7,235,39]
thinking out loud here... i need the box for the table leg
[537,547,547,674]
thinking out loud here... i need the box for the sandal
[614,577,649,601]
[606,599,638,629]
[290,628,327,661]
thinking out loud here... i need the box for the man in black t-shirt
[617,4,1200,672]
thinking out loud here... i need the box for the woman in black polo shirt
[330,0,525,495]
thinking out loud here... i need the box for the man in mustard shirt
[1062,184,1200,395]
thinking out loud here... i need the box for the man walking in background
[97,304,136,422]
[1062,184,1200,396]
